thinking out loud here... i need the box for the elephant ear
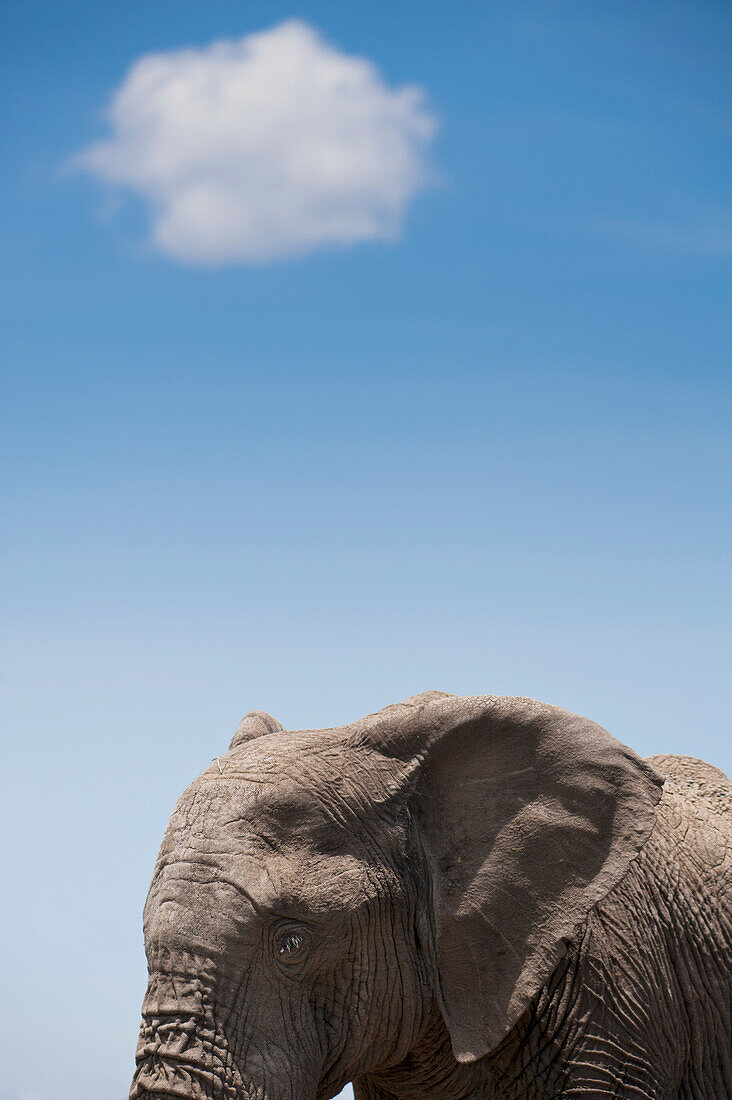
[353,693,664,1063]
[230,710,284,750]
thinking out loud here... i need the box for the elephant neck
[363,1003,482,1099]
[360,949,582,1100]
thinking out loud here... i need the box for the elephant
[130,692,732,1100]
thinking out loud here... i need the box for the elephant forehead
[146,838,381,949]
[144,865,259,958]
[151,775,398,928]
[173,752,378,848]
[167,778,321,842]
[166,778,276,838]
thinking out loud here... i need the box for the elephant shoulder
[647,754,731,828]
[647,753,730,790]
[645,753,732,903]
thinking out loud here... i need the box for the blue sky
[2,3,731,1099]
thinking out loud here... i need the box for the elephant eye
[273,923,311,965]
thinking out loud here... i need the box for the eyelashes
[272,921,312,967]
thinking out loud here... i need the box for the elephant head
[130,693,663,1100]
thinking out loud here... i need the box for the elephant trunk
[129,1012,239,1100]
[129,1014,294,1100]
[130,973,318,1100]
[130,963,248,1100]
[134,1094,258,1100]
[133,1095,215,1100]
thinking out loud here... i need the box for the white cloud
[74,20,437,264]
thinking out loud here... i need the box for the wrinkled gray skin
[131,693,732,1100]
